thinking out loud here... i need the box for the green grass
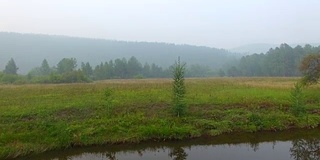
[1,77,320,159]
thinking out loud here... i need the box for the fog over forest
[0,32,238,74]
[1,1,320,83]
[1,32,320,84]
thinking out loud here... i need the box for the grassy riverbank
[1,78,320,159]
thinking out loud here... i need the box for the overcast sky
[0,0,319,48]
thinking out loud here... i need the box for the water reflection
[168,147,188,160]
[290,138,320,160]
[105,151,116,160]
[14,128,320,160]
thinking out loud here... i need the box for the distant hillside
[231,43,320,55]
[0,32,238,74]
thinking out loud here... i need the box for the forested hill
[0,32,237,74]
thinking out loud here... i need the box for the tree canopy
[300,54,320,85]
[57,58,77,74]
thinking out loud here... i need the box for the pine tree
[4,58,18,74]
[40,59,51,75]
[172,57,187,117]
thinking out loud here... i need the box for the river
[15,128,320,160]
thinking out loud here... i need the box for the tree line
[2,43,320,84]
[223,44,320,77]
[0,56,215,84]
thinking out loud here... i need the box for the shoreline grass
[1,77,320,159]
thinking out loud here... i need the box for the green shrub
[248,113,263,130]
[291,83,306,117]
[0,73,31,84]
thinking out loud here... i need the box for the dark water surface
[16,128,320,160]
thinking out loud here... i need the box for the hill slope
[0,32,238,74]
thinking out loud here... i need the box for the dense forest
[0,56,218,84]
[224,43,320,77]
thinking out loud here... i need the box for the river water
[16,128,320,160]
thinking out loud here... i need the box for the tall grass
[0,77,320,158]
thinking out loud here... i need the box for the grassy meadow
[1,77,320,158]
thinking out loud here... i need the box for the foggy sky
[0,0,319,49]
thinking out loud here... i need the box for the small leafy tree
[172,57,187,117]
[300,54,320,85]
[57,58,77,74]
[295,54,320,117]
